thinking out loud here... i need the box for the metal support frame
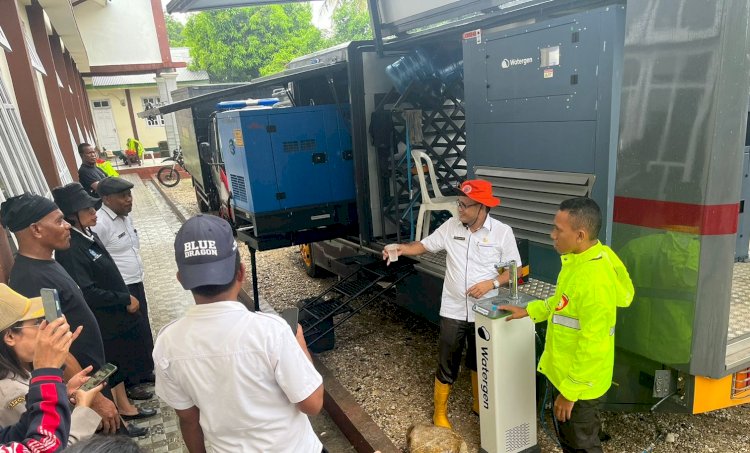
[380,82,467,240]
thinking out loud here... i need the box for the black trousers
[126,282,155,385]
[552,387,603,453]
[435,317,477,385]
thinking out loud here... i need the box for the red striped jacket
[0,369,70,453]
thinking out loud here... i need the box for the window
[92,100,110,109]
[0,26,10,52]
[22,28,45,76]
[0,74,51,199]
[142,97,164,126]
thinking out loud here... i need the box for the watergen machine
[473,270,539,453]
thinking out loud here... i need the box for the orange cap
[457,180,500,208]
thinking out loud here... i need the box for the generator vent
[283,141,300,152]
[283,139,317,152]
[475,166,596,246]
[505,422,530,452]
[229,173,248,203]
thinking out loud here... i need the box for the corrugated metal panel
[90,68,209,87]
[167,0,307,13]
[475,166,595,246]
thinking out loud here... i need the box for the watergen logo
[501,57,534,69]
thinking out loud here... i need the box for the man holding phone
[154,215,324,452]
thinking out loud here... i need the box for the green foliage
[329,0,372,45]
[182,5,324,82]
[165,14,185,47]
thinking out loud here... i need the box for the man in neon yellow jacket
[502,197,634,453]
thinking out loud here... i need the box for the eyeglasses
[10,319,43,331]
[456,200,479,210]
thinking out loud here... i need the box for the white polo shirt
[153,301,323,453]
[90,205,144,284]
[421,215,521,322]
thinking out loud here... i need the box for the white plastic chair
[411,149,459,240]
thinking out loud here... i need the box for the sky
[160,0,333,29]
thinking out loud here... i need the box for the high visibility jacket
[526,241,634,401]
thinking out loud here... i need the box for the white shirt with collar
[153,301,323,453]
[421,215,522,322]
[90,205,144,285]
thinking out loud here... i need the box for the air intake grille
[283,139,317,152]
[475,166,595,246]
[505,423,530,452]
[229,174,248,203]
[283,141,299,152]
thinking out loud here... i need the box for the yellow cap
[0,284,44,331]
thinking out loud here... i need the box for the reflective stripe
[553,315,616,336]
[552,314,580,330]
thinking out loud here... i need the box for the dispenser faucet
[495,260,518,301]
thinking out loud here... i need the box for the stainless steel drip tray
[473,289,538,319]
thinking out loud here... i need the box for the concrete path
[120,175,354,452]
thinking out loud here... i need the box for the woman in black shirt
[52,183,155,422]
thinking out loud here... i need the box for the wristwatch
[492,279,500,289]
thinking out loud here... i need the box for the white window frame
[0,75,50,199]
[141,97,164,127]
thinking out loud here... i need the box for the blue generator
[217,104,356,236]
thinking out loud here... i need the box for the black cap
[174,215,238,290]
[52,183,102,217]
[0,193,58,232]
[97,177,134,196]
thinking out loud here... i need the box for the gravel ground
[165,178,750,453]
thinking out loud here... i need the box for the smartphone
[39,288,62,323]
[280,307,299,334]
[79,363,118,391]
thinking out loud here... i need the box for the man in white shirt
[154,214,325,453]
[383,179,521,429]
[91,177,155,400]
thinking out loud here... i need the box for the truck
[160,0,750,417]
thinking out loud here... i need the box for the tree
[182,5,325,82]
[165,14,185,47]
[329,0,372,44]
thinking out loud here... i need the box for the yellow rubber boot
[471,371,479,415]
[433,378,452,429]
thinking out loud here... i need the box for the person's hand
[71,382,105,408]
[498,305,529,322]
[382,244,401,266]
[127,295,140,314]
[67,365,93,397]
[467,280,495,299]
[554,394,575,422]
[90,393,120,433]
[33,318,82,370]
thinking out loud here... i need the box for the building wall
[75,0,162,67]
[86,86,168,150]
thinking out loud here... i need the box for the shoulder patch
[7,395,25,409]
[555,293,570,311]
